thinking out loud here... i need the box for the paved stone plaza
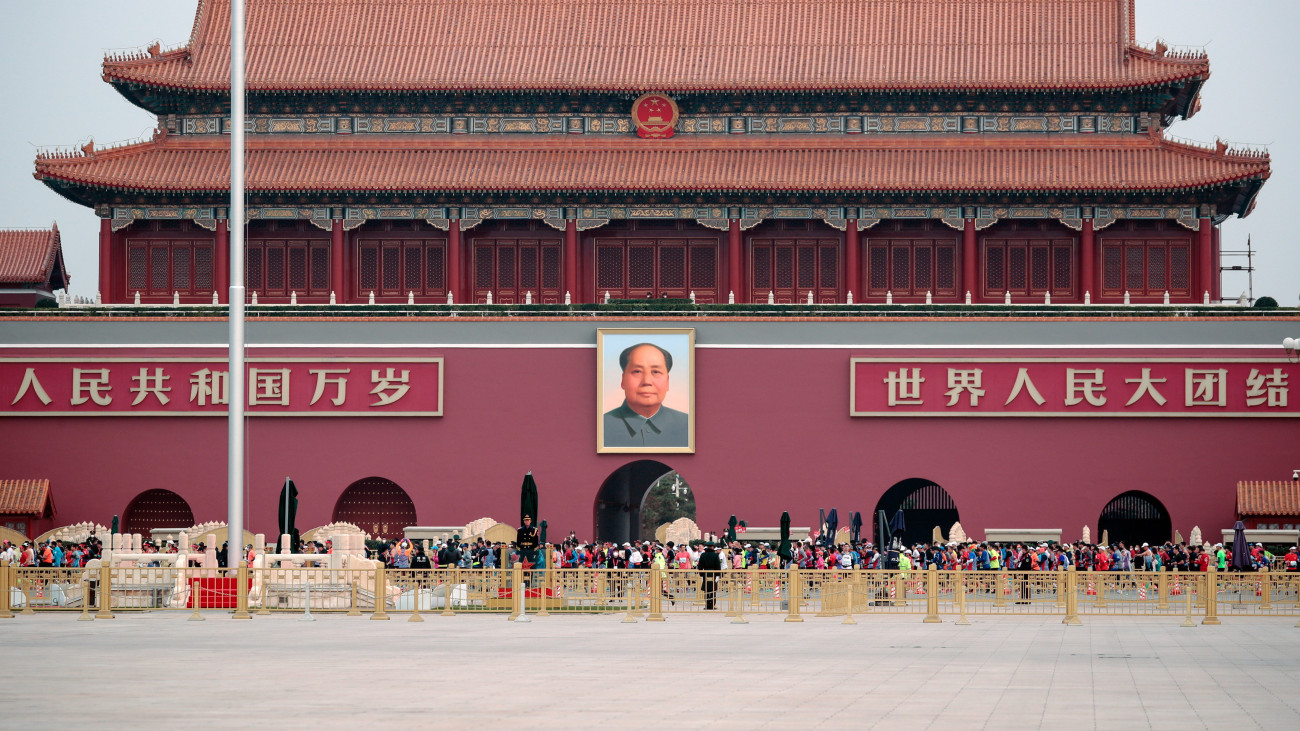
[3,613,1298,728]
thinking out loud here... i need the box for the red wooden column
[845,208,860,301]
[728,211,743,303]
[564,212,578,302]
[215,217,230,302]
[447,213,463,303]
[1198,215,1214,302]
[1080,214,1095,301]
[330,214,345,301]
[962,210,977,301]
[98,217,112,302]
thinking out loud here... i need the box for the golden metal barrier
[0,561,12,619]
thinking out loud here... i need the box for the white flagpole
[228,0,247,575]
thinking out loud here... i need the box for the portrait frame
[596,328,696,454]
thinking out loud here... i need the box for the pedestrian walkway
[3,613,1297,728]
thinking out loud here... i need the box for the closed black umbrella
[850,512,863,544]
[540,519,548,546]
[1231,520,1250,571]
[277,477,299,553]
[826,509,839,546]
[520,472,539,525]
[890,509,907,548]
[727,515,738,544]
[778,511,792,562]
[111,514,119,538]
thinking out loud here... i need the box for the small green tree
[640,471,697,537]
[1253,296,1279,309]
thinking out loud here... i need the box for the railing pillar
[95,563,115,619]
[1260,567,1272,610]
[0,561,12,619]
[233,560,252,619]
[993,569,1008,608]
[440,569,455,617]
[1202,566,1220,625]
[509,563,523,621]
[1055,568,1067,608]
[894,571,906,607]
[1062,566,1081,625]
[1156,567,1170,610]
[347,575,361,616]
[923,565,941,623]
[371,565,390,620]
[647,567,665,621]
[1095,571,1108,608]
[954,566,970,625]
[785,568,804,622]
[537,566,551,617]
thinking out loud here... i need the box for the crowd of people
[373,535,1300,574]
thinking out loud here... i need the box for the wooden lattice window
[1100,238,1193,298]
[125,239,216,297]
[593,237,719,302]
[356,238,447,299]
[867,239,958,299]
[471,238,563,303]
[982,239,1074,298]
[249,239,331,298]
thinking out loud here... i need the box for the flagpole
[228,0,247,575]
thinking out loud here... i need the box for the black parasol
[520,472,539,525]
[826,508,839,546]
[778,511,792,562]
[850,512,863,543]
[277,477,300,553]
[727,515,738,544]
[889,509,906,548]
[1231,520,1250,571]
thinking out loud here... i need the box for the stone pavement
[2,613,1298,729]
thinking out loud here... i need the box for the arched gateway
[122,489,194,536]
[332,477,417,542]
[873,479,960,548]
[594,460,686,545]
[1098,491,1171,547]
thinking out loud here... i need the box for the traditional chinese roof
[103,0,1209,97]
[1237,481,1300,517]
[35,133,1270,213]
[0,479,55,517]
[0,226,68,290]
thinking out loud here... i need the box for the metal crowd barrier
[3,561,1298,624]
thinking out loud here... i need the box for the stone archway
[122,489,195,536]
[332,477,417,542]
[1098,490,1171,547]
[594,460,687,545]
[872,478,960,548]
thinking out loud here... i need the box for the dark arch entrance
[1098,491,1171,547]
[332,477,417,542]
[122,489,195,536]
[873,478,959,548]
[594,460,677,545]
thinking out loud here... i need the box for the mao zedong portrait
[602,343,689,448]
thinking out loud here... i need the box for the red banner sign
[0,358,442,416]
[851,358,1296,417]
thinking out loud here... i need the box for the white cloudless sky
[0,1,1295,303]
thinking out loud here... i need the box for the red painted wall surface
[1,345,1295,542]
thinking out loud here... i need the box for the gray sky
[0,1,1295,302]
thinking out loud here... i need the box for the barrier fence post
[440,569,455,617]
[510,563,525,622]
[371,565,389,620]
[1181,575,1196,627]
[1055,568,1066,609]
[95,563,114,619]
[1063,566,1081,625]
[78,576,93,621]
[1202,567,1220,625]
[257,568,271,615]
[785,568,804,622]
[1260,568,1272,611]
[0,561,12,619]
[994,568,1008,608]
[923,565,941,623]
[1095,571,1108,608]
[647,567,665,621]
[730,572,748,624]
[19,566,33,615]
[189,582,205,621]
[348,573,361,616]
[233,560,251,619]
[408,571,424,622]
[537,566,551,618]
[894,571,906,607]
[955,566,970,625]
[1157,567,1170,610]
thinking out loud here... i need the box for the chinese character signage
[851,359,1296,417]
[0,358,442,416]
